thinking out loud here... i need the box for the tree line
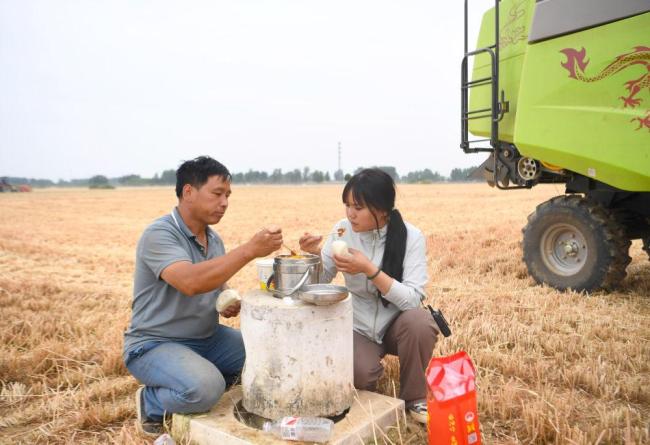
[2,165,481,189]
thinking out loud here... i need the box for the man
[123,156,282,435]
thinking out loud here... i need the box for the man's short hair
[175,156,231,198]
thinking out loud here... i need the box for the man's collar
[172,207,198,239]
[172,207,217,241]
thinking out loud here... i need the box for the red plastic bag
[426,351,481,445]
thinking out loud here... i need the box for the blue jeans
[125,324,245,421]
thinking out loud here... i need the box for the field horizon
[1,184,648,444]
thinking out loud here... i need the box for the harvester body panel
[468,0,650,192]
[516,12,650,192]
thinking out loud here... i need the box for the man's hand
[246,226,283,258]
[299,232,323,255]
[333,248,375,275]
[160,228,282,297]
[220,300,241,318]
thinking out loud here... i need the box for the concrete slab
[172,386,405,445]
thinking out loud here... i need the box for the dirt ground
[1,184,648,444]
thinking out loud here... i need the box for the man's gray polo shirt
[123,207,226,363]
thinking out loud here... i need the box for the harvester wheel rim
[540,223,588,276]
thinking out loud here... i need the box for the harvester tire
[522,195,631,292]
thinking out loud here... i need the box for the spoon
[283,243,298,256]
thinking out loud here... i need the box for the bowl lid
[298,284,349,306]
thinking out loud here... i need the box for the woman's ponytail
[378,209,407,306]
[381,209,407,283]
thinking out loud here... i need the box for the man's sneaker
[407,401,428,425]
[135,386,163,437]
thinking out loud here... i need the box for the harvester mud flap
[475,153,507,187]
[465,155,491,185]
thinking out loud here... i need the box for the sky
[0,0,494,181]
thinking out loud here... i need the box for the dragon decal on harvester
[499,0,527,49]
[560,46,650,131]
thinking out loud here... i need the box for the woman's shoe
[407,400,428,425]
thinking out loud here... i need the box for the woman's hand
[333,248,376,276]
[299,233,323,255]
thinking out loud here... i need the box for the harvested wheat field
[1,183,648,444]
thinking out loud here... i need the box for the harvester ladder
[461,0,521,189]
[460,0,508,154]
[460,0,505,153]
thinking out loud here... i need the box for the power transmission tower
[338,142,342,172]
[335,142,344,181]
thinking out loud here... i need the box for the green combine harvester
[462,0,650,291]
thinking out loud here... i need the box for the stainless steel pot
[266,254,321,297]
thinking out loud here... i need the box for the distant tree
[31,178,55,187]
[311,170,325,183]
[403,168,446,183]
[334,169,344,181]
[449,168,463,182]
[324,172,331,182]
[284,169,302,183]
[449,166,481,182]
[159,169,176,184]
[302,167,310,182]
[245,170,268,183]
[243,169,261,183]
[270,168,283,183]
[118,174,144,186]
[344,173,352,181]
[89,175,108,186]
[5,177,54,187]
[88,175,114,189]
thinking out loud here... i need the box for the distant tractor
[461,0,650,291]
[0,178,16,192]
[0,179,32,192]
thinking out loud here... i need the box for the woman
[299,168,438,424]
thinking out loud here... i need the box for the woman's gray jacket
[320,218,428,343]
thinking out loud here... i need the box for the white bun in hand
[332,240,350,257]
[217,289,241,313]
